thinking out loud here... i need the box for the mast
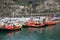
[30,0,33,17]
[27,0,33,17]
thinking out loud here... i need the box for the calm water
[0,23,60,40]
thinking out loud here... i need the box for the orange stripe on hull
[27,21,36,26]
[46,21,56,25]
[5,25,21,30]
[27,22,45,27]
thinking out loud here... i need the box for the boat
[0,20,22,31]
[0,24,22,31]
[5,25,21,31]
[46,20,56,26]
[23,16,47,28]
[23,21,46,28]
[45,14,57,26]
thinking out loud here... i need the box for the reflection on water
[0,23,60,40]
[6,31,20,37]
[45,26,55,34]
[28,27,45,34]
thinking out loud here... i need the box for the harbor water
[0,22,60,40]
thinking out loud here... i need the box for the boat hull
[0,28,21,31]
[23,24,46,28]
[46,21,56,26]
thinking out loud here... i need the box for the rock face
[0,0,17,17]
[0,0,60,17]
